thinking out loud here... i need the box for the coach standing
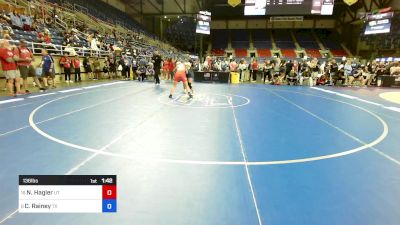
[152,51,162,85]
[14,39,44,92]
[0,39,22,96]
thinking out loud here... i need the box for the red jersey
[252,62,258,70]
[0,47,17,71]
[168,61,175,71]
[72,59,80,68]
[60,56,71,68]
[44,35,51,44]
[163,61,170,71]
[13,47,33,66]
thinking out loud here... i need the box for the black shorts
[186,70,194,79]
[18,65,36,79]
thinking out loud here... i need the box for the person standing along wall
[72,55,81,82]
[14,39,45,92]
[0,39,22,96]
[60,52,72,83]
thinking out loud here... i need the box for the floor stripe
[58,88,83,93]
[82,85,103,89]
[0,210,18,224]
[311,87,400,113]
[26,87,388,166]
[229,97,263,225]
[0,123,140,224]
[0,98,24,105]
[269,90,400,166]
[27,93,57,98]
[383,106,400,113]
[0,87,149,138]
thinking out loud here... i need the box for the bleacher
[207,28,351,59]
[281,49,297,58]
[293,30,323,58]
[295,30,320,49]
[257,49,271,57]
[211,49,225,56]
[47,0,147,35]
[211,30,229,53]
[306,49,322,58]
[253,29,273,49]
[316,29,348,57]
[235,49,248,57]
[165,17,196,51]
[231,29,250,49]
[273,30,296,49]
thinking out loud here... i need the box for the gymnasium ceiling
[121,0,395,20]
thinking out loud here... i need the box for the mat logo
[161,93,250,108]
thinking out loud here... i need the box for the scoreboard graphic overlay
[19,175,117,213]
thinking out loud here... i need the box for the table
[194,71,230,83]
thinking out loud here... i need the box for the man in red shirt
[60,52,72,82]
[0,39,22,96]
[250,59,259,82]
[72,55,81,82]
[13,39,44,93]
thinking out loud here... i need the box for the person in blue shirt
[40,49,56,88]
[9,11,22,30]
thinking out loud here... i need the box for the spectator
[137,57,147,82]
[263,60,273,83]
[122,55,132,80]
[64,44,76,56]
[107,55,117,79]
[390,62,400,75]
[83,56,93,79]
[40,49,56,89]
[9,11,23,30]
[0,39,22,96]
[168,58,175,80]
[238,59,247,82]
[250,59,258,82]
[93,57,101,80]
[14,39,44,92]
[60,52,72,83]
[21,14,33,31]
[229,59,238,72]
[344,60,353,85]
[72,55,82,82]
[162,57,170,80]
[348,65,366,86]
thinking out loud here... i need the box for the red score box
[102,185,117,199]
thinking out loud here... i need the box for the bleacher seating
[306,49,322,58]
[257,49,271,57]
[48,0,147,35]
[211,49,225,56]
[165,17,196,51]
[253,29,273,49]
[211,30,229,49]
[295,30,320,49]
[235,49,248,57]
[281,49,297,58]
[273,30,296,49]
[231,29,249,49]
[330,50,348,57]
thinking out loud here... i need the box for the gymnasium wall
[101,0,126,13]
[210,19,336,29]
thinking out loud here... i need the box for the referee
[152,51,162,85]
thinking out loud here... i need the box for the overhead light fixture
[164,16,167,18]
